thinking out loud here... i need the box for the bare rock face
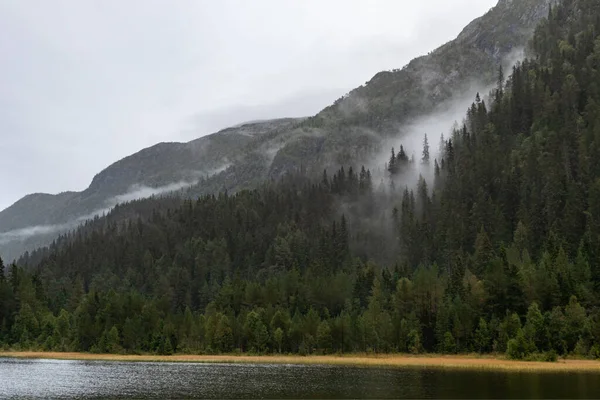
[1,0,554,262]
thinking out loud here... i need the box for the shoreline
[1,352,600,372]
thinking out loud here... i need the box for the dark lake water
[1,357,600,399]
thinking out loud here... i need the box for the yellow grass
[2,352,600,372]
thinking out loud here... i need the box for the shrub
[588,344,600,359]
[544,350,558,362]
[442,332,457,354]
[574,338,589,358]
[408,329,423,354]
[506,329,532,360]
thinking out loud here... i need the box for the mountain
[0,118,302,260]
[316,0,551,127]
[0,0,553,262]
[4,0,600,360]
[2,0,600,359]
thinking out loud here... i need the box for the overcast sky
[0,0,497,211]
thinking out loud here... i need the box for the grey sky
[0,0,496,211]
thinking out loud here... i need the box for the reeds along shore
[2,352,600,372]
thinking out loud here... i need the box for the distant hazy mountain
[0,118,302,260]
[0,0,553,261]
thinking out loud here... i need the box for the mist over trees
[2,0,600,360]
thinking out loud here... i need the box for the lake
[1,357,599,399]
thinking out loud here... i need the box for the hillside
[0,0,553,262]
[0,118,302,261]
[0,0,599,358]
[2,0,599,360]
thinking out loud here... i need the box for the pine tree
[524,302,544,351]
[316,321,333,353]
[388,148,397,175]
[474,318,491,353]
[422,134,430,164]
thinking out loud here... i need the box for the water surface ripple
[1,357,599,399]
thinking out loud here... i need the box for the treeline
[2,0,600,360]
[0,249,595,359]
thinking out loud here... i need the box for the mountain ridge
[0,0,554,261]
[4,0,600,364]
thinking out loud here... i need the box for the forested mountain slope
[0,0,552,262]
[0,118,302,261]
[2,0,600,360]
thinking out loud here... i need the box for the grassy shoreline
[2,351,600,372]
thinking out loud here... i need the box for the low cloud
[0,223,72,245]
[0,179,200,246]
[371,47,526,190]
[107,180,197,206]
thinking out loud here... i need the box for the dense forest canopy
[2,0,600,360]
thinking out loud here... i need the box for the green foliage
[2,0,600,358]
[506,329,533,360]
[564,296,589,352]
[273,328,284,353]
[214,314,233,353]
[408,329,423,354]
[316,321,333,353]
[442,332,457,354]
[103,326,122,354]
[498,313,522,353]
[474,318,491,353]
[543,350,558,362]
[245,311,269,353]
[524,303,545,351]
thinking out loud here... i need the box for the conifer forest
[3,0,600,362]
